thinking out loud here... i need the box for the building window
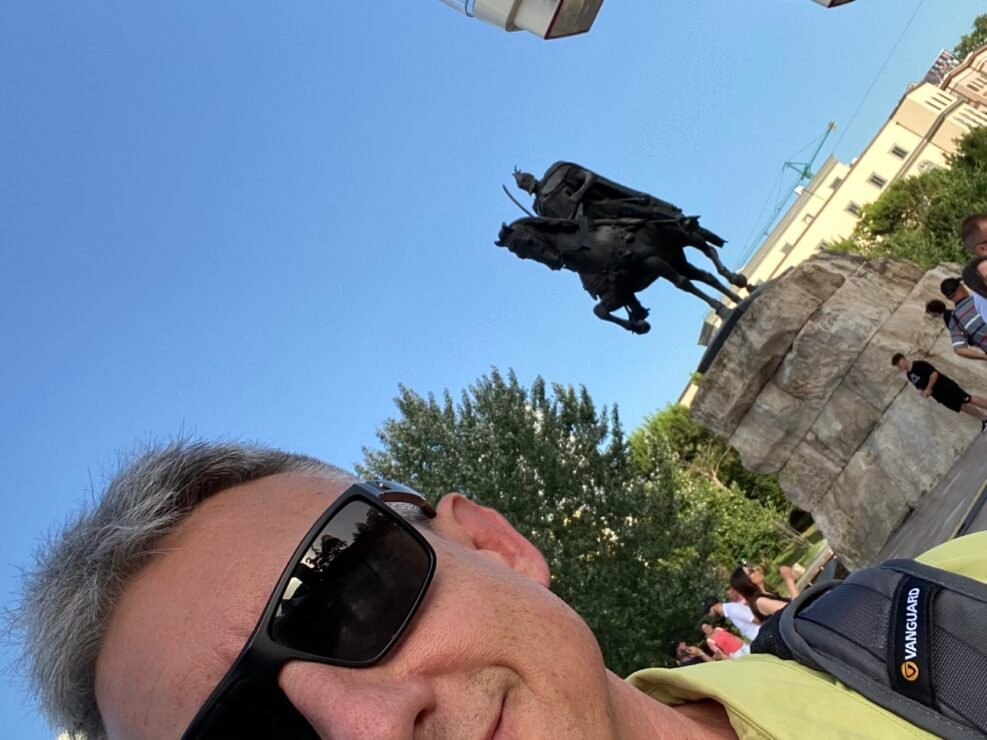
[927,92,952,111]
[803,213,814,224]
[918,160,940,173]
[868,173,888,189]
[830,176,844,189]
[890,145,909,159]
[846,201,862,216]
[781,242,795,255]
[957,109,987,130]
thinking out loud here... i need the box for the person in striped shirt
[924,277,987,361]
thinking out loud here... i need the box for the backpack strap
[947,311,977,347]
[751,559,987,739]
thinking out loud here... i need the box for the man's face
[95,474,624,739]
[964,222,987,257]
[896,358,910,373]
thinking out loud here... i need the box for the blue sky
[1,0,982,735]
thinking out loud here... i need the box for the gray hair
[12,439,422,739]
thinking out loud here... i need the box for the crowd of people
[895,213,987,429]
[669,563,800,667]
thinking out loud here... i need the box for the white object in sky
[439,0,604,40]
[811,0,856,7]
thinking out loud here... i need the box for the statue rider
[513,167,594,221]
[513,162,725,249]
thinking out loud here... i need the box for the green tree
[832,127,987,268]
[630,404,789,512]
[359,369,725,673]
[950,123,987,172]
[954,14,987,60]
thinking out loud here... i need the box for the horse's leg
[626,294,649,321]
[638,254,730,319]
[690,243,748,289]
[678,262,743,304]
[662,271,731,319]
[594,299,650,334]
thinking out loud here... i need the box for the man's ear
[435,494,550,586]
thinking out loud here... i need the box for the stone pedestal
[691,253,987,569]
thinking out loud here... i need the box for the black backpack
[752,558,987,739]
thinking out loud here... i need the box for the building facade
[941,44,987,108]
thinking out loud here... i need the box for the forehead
[95,474,349,738]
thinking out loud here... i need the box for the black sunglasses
[181,480,437,739]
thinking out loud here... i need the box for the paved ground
[874,432,987,564]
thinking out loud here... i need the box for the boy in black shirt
[892,353,987,432]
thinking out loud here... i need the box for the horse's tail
[697,225,726,248]
[679,215,725,248]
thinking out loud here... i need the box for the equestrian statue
[497,162,749,334]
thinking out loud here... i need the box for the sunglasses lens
[270,498,432,663]
[191,675,317,739]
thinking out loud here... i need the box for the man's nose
[279,660,436,739]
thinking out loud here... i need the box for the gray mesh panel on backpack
[751,558,987,740]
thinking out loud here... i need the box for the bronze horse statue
[495,215,748,334]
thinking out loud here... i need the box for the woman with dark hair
[699,617,749,659]
[740,562,799,599]
[730,565,791,624]
[962,255,987,302]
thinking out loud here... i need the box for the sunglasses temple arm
[378,491,437,518]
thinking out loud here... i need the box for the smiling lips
[486,693,507,740]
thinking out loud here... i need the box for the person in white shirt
[703,593,759,642]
